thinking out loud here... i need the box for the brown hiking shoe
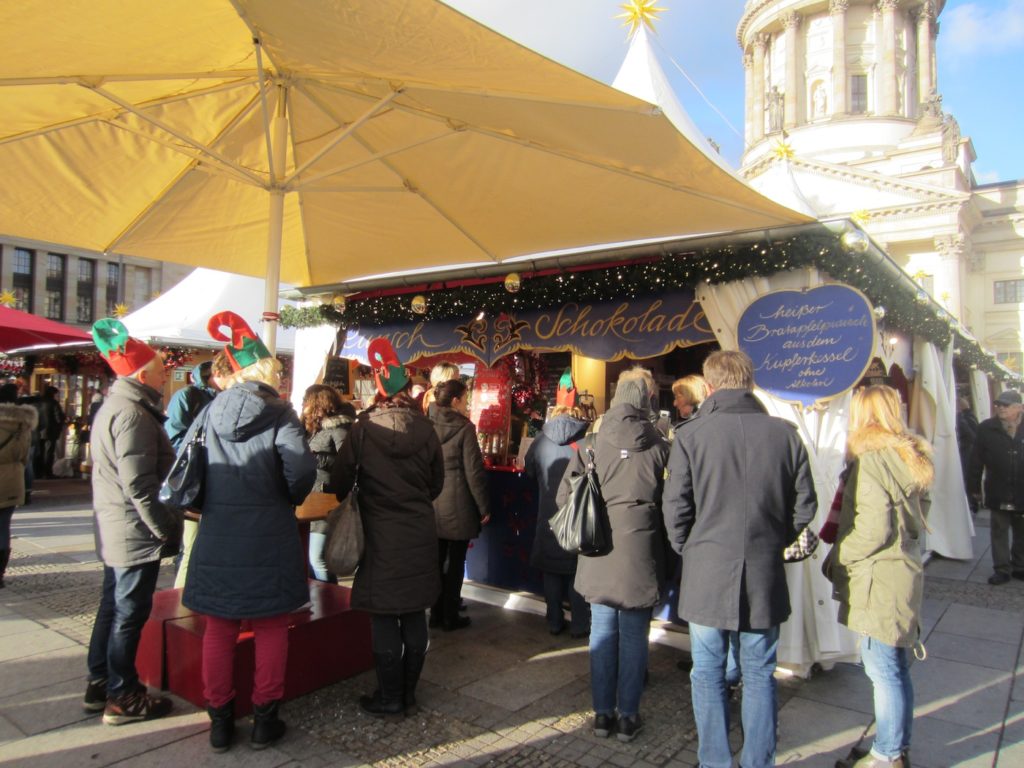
[102,689,173,725]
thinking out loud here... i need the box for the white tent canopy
[123,269,298,353]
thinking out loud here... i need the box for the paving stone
[925,630,1020,672]
[0,626,78,662]
[907,712,1000,768]
[911,656,1013,730]
[0,644,86,698]
[775,695,871,765]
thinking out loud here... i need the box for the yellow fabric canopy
[0,0,807,288]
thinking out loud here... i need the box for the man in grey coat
[663,350,817,768]
[83,319,182,725]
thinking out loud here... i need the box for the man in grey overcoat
[83,319,182,725]
[663,350,817,768]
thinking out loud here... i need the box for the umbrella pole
[261,86,289,356]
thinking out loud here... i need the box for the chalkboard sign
[737,285,875,408]
[322,356,349,394]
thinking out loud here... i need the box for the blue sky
[442,0,1024,184]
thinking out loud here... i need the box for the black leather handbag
[159,413,208,513]
[550,439,609,557]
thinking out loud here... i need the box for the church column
[916,1,935,101]
[782,11,801,128]
[934,233,966,320]
[743,52,754,146]
[752,33,768,142]
[831,0,848,115]
[879,0,900,115]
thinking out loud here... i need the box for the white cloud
[943,0,1024,61]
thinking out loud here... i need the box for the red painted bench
[137,582,373,716]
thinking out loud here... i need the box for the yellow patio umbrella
[0,0,806,350]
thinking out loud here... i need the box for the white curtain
[289,320,339,414]
[701,272,860,674]
[971,368,991,420]
[909,339,975,559]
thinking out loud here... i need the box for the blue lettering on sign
[737,285,876,408]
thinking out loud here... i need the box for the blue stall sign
[737,285,876,408]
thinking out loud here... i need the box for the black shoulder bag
[159,407,210,514]
[550,436,609,556]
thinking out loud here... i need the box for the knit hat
[368,337,409,398]
[91,318,157,376]
[994,390,1022,406]
[611,378,650,414]
[207,311,271,372]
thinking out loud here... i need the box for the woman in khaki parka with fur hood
[832,385,933,768]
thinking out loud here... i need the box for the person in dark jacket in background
[35,385,65,478]
[330,338,444,720]
[165,361,216,451]
[85,319,182,726]
[955,397,979,512]
[663,350,817,768]
[302,384,356,582]
[968,389,1024,585]
[0,383,37,588]
[557,370,670,743]
[525,404,591,637]
[182,311,316,752]
[428,378,489,631]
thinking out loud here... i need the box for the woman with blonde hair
[832,385,933,768]
[670,374,709,423]
[422,361,460,414]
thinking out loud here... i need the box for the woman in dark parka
[301,384,356,582]
[182,315,316,752]
[524,404,591,636]
[330,338,444,719]
[557,372,670,743]
[428,379,490,631]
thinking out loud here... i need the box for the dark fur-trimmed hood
[847,425,934,490]
[0,402,38,431]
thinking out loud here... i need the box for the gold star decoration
[771,140,794,160]
[616,0,667,38]
[912,270,929,283]
[0,289,16,307]
[850,209,871,226]
[113,302,130,318]
[150,290,162,300]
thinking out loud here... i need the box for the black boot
[206,699,234,752]
[403,648,426,715]
[359,652,405,719]
[251,700,286,749]
[0,548,10,588]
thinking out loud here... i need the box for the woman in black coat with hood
[557,371,670,743]
[330,339,444,720]
[525,404,591,636]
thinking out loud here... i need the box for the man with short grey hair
[968,390,1024,585]
[663,349,817,768]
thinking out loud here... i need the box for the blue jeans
[690,623,780,768]
[860,637,913,759]
[308,531,336,583]
[86,562,161,698]
[589,603,651,717]
[542,571,590,635]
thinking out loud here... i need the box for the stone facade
[737,0,1023,374]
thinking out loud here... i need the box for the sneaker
[82,678,108,712]
[593,713,615,738]
[102,689,173,725]
[989,572,1011,586]
[616,713,643,743]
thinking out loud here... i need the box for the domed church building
[738,0,1023,376]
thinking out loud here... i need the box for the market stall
[284,220,1020,673]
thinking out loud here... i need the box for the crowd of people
[4,314,1024,767]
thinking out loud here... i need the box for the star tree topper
[617,0,666,38]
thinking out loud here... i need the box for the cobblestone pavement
[3,480,1024,767]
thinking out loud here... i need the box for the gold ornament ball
[840,229,869,254]
[411,295,428,314]
[873,306,886,320]
[504,272,522,293]
[331,294,346,312]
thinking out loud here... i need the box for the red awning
[0,305,91,353]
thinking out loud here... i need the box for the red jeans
[201,613,290,708]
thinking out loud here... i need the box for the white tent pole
[262,84,288,355]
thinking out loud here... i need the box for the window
[105,262,120,316]
[994,279,1024,304]
[77,258,95,324]
[132,266,151,308]
[850,74,868,114]
[12,247,33,312]
[45,253,65,320]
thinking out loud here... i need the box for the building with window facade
[738,0,1023,374]
[1,242,191,329]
